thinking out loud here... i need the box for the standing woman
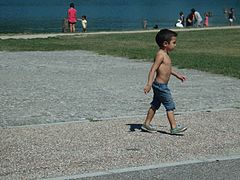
[68,3,77,32]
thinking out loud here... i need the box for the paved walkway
[0,26,240,39]
[0,49,240,179]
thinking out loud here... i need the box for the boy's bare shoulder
[156,49,167,56]
[155,50,165,61]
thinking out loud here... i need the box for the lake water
[0,0,239,33]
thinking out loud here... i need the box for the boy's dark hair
[70,3,74,8]
[155,29,177,48]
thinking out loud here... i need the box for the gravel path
[1,109,240,179]
[0,50,240,179]
[0,50,240,127]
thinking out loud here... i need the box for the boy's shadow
[127,123,142,132]
[126,123,184,136]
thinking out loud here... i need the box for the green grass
[173,29,240,78]
[0,28,240,78]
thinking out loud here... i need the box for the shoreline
[0,25,240,40]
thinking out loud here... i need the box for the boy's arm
[144,53,163,94]
[171,69,187,82]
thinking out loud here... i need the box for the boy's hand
[171,70,187,82]
[144,85,151,94]
[178,75,187,82]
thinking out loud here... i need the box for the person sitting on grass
[142,29,187,134]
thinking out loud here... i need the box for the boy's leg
[144,107,156,125]
[167,110,187,134]
[141,107,158,133]
[166,110,177,129]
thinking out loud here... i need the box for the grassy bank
[0,28,240,78]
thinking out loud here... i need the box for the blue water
[0,0,239,33]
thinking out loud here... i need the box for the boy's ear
[163,41,168,47]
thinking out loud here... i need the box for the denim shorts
[150,81,175,111]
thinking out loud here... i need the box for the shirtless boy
[142,29,187,134]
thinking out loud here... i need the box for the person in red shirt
[204,12,209,27]
[68,3,77,33]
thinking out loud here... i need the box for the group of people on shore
[175,7,236,28]
[65,4,237,32]
[224,8,236,26]
[175,8,210,28]
[63,3,87,33]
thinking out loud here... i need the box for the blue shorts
[150,81,175,111]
